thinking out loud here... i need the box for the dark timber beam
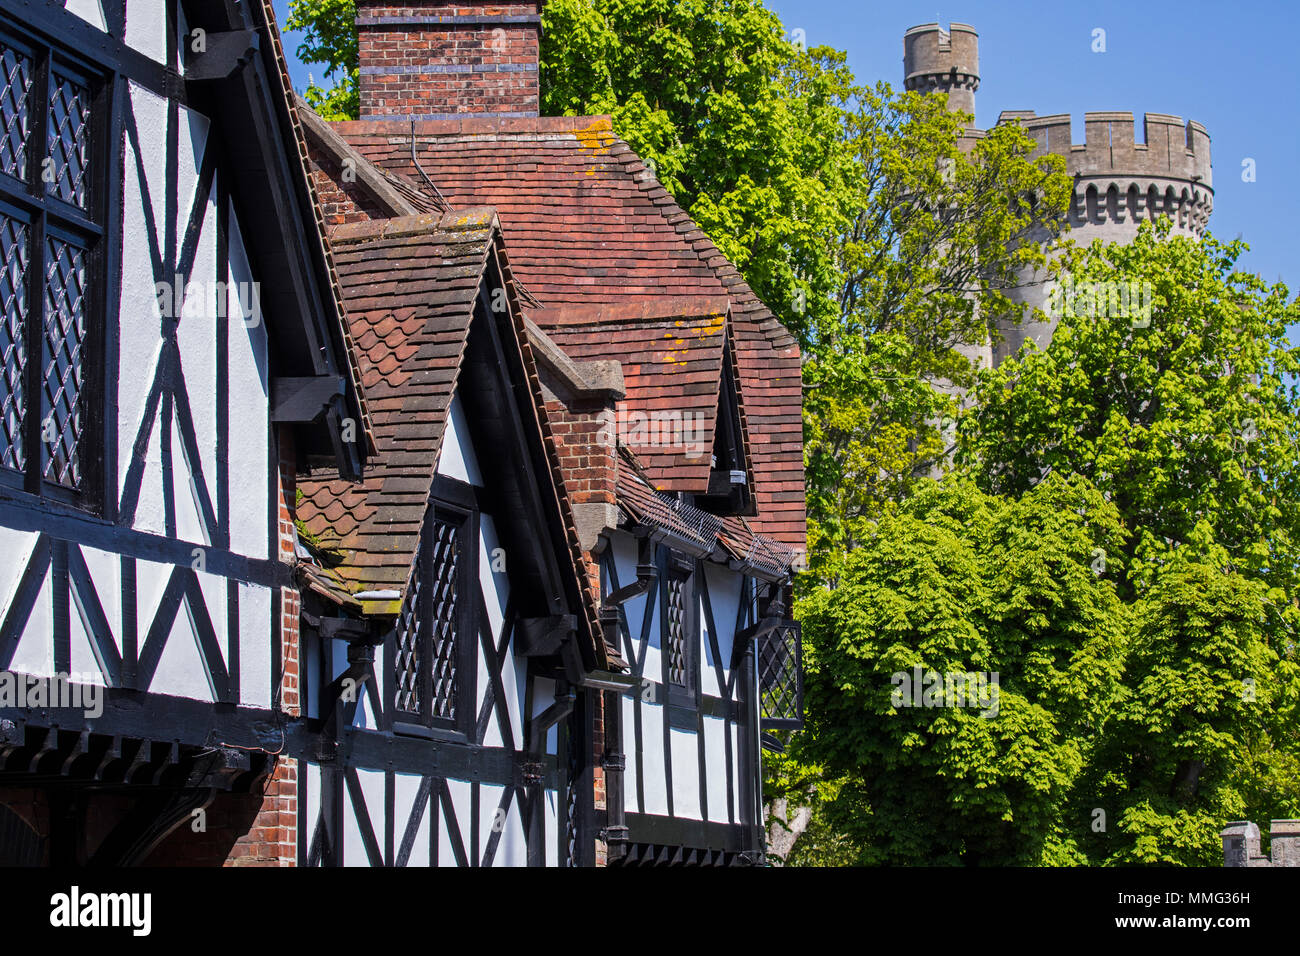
[516,615,575,657]
[183,29,259,82]
[271,375,346,423]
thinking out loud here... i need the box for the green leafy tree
[951,221,1300,865]
[802,90,1071,578]
[286,0,358,120]
[797,475,1128,865]
[1087,559,1300,865]
[958,219,1300,603]
[794,224,1300,866]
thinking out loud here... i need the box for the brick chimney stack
[356,2,543,119]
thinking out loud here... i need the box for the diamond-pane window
[665,572,688,687]
[0,42,31,180]
[41,237,85,488]
[758,621,803,730]
[0,213,28,472]
[395,512,463,728]
[395,559,424,715]
[427,519,459,720]
[0,29,104,510]
[47,72,90,208]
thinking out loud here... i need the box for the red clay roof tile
[329,115,805,548]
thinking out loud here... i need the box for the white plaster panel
[9,571,52,677]
[436,393,484,486]
[225,200,271,561]
[731,723,741,821]
[125,0,168,65]
[343,767,385,867]
[480,783,527,867]
[0,529,39,623]
[303,759,321,857]
[237,582,271,708]
[608,531,657,673]
[395,771,430,867]
[65,0,107,32]
[670,726,701,820]
[148,593,214,701]
[638,701,668,816]
[620,695,639,813]
[543,788,557,867]
[439,778,473,867]
[703,562,742,694]
[702,714,730,823]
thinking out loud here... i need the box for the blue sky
[764,0,1299,303]
[274,0,1299,330]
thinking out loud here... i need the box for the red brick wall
[540,389,616,597]
[357,2,541,118]
[222,761,297,866]
[308,140,387,226]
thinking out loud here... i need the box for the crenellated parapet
[904,23,980,123]
[1223,820,1300,867]
[996,110,1213,236]
[900,22,1217,372]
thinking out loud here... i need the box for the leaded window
[665,570,688,687]
[659,550,698,714]
[758,620,803,730]
[0,28,104,508]
[426,517,460,720]
[393,483,477,735]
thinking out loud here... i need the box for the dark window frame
[659,545,699,720]
[0,22,110,514]
[391,475,480,740]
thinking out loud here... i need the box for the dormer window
[697,338,751,516]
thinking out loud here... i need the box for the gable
[178,0,373,478]
[436,394,484,487]
[535,297,753,513]
[295,209,604,667]
[328,115,805,547]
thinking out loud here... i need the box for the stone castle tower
[902,23,1214,365]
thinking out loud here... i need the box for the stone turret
[993,109,1213,361]
[901,23,1215,365]
[903,23,980,126]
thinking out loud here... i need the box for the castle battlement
[900,21,1217,367]
[1223,820,1300,867]
[904,23,980,121]
[995,110,1212,189]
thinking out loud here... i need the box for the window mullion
[421,511,433,726]
[24,47,47,200]
[19,48,46,493]
[459,508,478,735]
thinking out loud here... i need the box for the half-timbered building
[0,0,805,868]
[290,0,808,866]
[0,0,372,864]
[289,205,612,867]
